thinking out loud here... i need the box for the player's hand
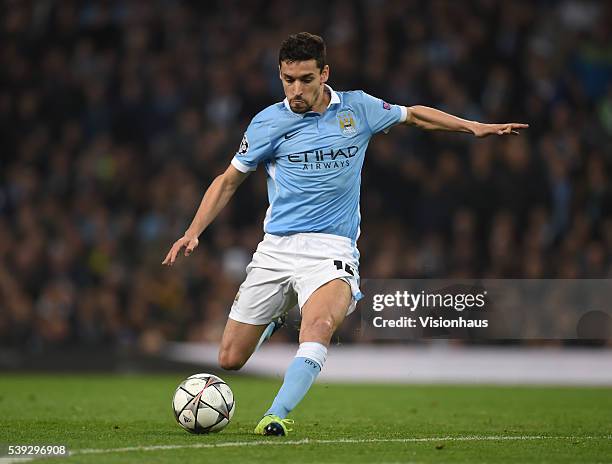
[472,122,529,138]
[162,234,199,266]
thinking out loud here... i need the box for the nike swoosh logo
[284,130,301,140]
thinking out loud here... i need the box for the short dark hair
[279,32,326,71]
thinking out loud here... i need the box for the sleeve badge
[237,133,249,155]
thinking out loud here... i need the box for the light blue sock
[255,321,276,351]
[265,342,327,419]
[265,356,321,419]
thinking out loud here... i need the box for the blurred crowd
[1,0,611,351]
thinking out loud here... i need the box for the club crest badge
[337,110,357,137]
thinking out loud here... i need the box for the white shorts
[228,232,363,326]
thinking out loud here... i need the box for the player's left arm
[404,105,528,137]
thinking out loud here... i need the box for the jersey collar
[283,84,340,117]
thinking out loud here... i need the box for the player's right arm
[162,165,249,266]
[163,112,272,266]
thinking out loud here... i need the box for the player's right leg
[255,313,287,351]
[218,319,267,370]
[219,277,294,370]
[218,234,296,371]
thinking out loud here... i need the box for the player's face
[279,60,329,113]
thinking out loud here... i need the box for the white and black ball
[172,373,235,433]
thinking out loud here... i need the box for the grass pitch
[0,374,610,463]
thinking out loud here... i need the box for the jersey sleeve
[359,91,407,135]
[231,119,272,172]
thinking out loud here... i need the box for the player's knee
[218,349,246,371]
[302,316,335,341]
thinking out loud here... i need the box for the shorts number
[333,260,354,276]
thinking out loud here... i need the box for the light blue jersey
[231,85,406,243]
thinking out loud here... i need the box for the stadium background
[1,0,611,363]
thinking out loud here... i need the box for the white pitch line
[0,458,36,464]
[73,435,612,456]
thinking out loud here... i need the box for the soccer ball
[172,373,235,433]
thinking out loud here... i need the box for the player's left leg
[254,279,351,435]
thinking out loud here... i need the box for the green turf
[0,374,610,463]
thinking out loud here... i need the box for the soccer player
[162,32,528,435]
